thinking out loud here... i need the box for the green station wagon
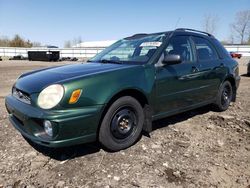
[5,28,240,151]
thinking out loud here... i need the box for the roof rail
[175,28,214,37]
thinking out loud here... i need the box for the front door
[154,35,203,116]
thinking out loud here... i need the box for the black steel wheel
[221,84,232,108]
[214,81,233,111]
[110,106,138,140]
[99,96,144,151]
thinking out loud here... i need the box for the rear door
[191,36,224,101]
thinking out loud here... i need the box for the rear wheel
[99,96,144,151]
[214,81,233,111]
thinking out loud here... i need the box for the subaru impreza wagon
[5,28,240,151]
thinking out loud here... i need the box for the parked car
[5,28,240,151]
[59,57,71,61]
[230,52,242,59]
[70,57,78,61]
[9,55,27,60]
[0,57,2,61]
[247,61,250,76]
[59,57,78,61]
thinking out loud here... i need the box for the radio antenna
[174,17,181,29]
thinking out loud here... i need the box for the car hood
[15,62,136,94]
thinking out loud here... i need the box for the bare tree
[32,42,42,47]
[64,37,82,48]
[72,36,82,47]
[231,10,250,44]
[228,34,235,44]
[0,35,33,47]
[227,27,236,44]
[64,40,72,48]
[0,36,10,47]
[202,14,219,35]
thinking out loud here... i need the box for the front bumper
[5,95,104,147]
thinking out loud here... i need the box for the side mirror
[162,54,182,65]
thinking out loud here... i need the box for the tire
[99,96,144,151]
[214,81,233,111]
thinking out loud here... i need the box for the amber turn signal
[69,89,82,104]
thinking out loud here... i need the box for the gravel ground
[0,59,249,188]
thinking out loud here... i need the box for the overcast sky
[0,0,249,47]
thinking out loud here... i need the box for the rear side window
[212,38,231,59]
[193,37,218,61]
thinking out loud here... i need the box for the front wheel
[99,96,144,151]
[214,81,233,111]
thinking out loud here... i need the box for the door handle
[214,63,224,70]
[191,66,199,73]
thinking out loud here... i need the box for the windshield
[89,33,166,64]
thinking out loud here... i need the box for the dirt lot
[0,59,249,188]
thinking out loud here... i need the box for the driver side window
[164,36,194,63]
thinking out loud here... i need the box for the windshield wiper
[99,59,123,64]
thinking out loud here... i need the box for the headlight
[37,84,64,109]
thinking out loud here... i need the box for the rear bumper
[5,95,104,147]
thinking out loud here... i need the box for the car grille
[12,87,31,104]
